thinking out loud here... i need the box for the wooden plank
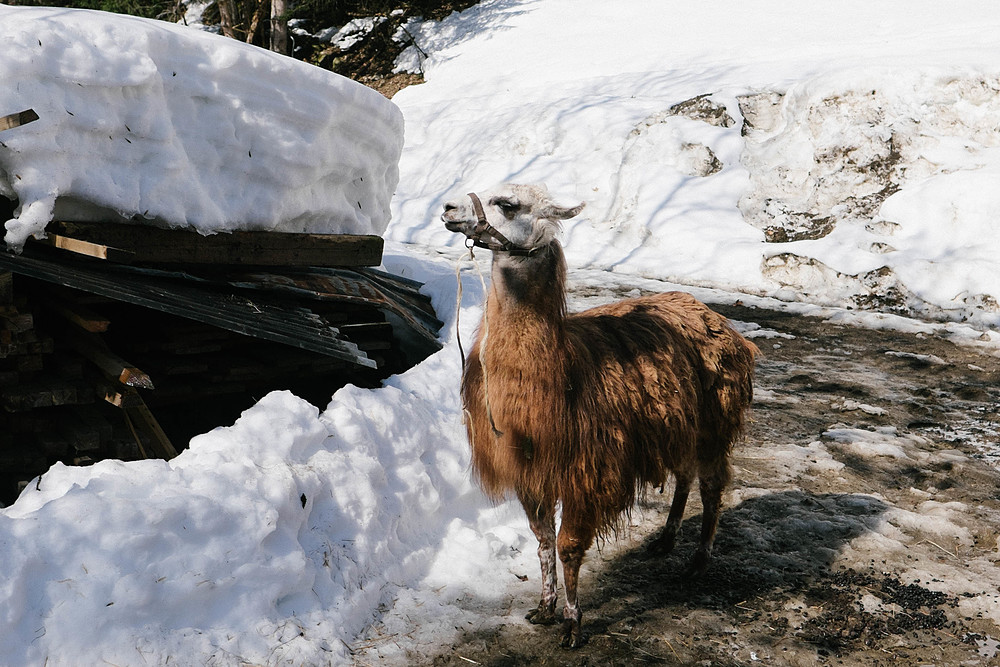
[63,330,154,389]
[37,233,135,263]
[0,272,12,308]
[0,109,38,133]
[0,310,33,334]
[71,405,113,443]
[44,221,384,267]
[39,290,111,333]
[0,252,378,368]
[101,383,143,409]
[122,392,178,460]
[1,378,92,412]
[34,429,70,457]
[58,409,103,452]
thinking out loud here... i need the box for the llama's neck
[481,241,568,364]
[487,241,567,324]
[478,242,570,441]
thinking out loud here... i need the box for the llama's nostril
[443,202,458,212]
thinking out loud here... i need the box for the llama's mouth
[442,218,471,234]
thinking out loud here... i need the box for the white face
[441,184,584,251]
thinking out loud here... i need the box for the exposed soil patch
[407,289,1000,666]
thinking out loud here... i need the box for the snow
[0,6,402,251]
[2,1,1000,664]
[389,0,1000,329]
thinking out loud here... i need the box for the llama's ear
[542,201,585,220]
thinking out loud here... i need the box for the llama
[442,183,757,648]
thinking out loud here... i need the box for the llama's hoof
[683,549,711,579]
[559,618,585,649]
[646,531,677,556]
[525,605,559,625]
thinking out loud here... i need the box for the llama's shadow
[414,491,888,665]
[584,490,889,634]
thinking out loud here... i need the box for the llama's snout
[441,201,472,233]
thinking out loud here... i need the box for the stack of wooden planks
[0,273,137,497]
[0,218,441,504]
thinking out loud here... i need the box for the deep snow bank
[388,0,1000,331]
[0,247,493,665]
[741,71,1000,325]
[0,5,403,250]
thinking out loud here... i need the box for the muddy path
[417,293,1000,666]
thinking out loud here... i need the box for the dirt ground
[416,290,1000,666]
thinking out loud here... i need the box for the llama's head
[441,184,584,254]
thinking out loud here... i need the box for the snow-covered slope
[0,5,402,250]
[390,0,1000,329]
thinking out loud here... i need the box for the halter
[467,192,544,257]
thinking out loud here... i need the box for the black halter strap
[467,192,543,257]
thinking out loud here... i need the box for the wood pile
[0,219,441,504]
[0,273,147,492]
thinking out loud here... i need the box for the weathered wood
[1,378,92,412]
[0,310,33,334]
[101,383,144,409]
[39,290,111,333]
[43,221,384,267]
[0,353,43,372]
[71,405,113,443]
[0,272,12,307]
[122,392,178,460]
[339,321,394,350]
[37,233,135,263]
[34,429,70,457]
[59,410,103,452]
[63,330,154,389]
[0,252,379,368]
[0,109,38,132]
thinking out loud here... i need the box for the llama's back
[567,291,757,463]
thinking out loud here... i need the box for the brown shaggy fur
[444,184,758,648]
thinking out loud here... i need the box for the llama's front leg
[557,514,596,649]
[519,494,559,625]
[647,472,692,556]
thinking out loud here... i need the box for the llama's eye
[490,197,520,216]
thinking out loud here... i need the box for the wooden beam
[64,330,154,389]
[100,383,143,409]
[42,221,384,267]
[0,272,12,308]
[39,289,111,333]
[0,251,378,367]
[0,109,38,133]
[1,378,91,412]
[37,233,135,263]
[122,391,178,460]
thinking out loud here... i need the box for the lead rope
[455,239,504,438]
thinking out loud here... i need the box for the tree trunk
[217,0,239,39]
[270,0,288,55]
[245,0,269,45]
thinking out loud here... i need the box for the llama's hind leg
[647,472,692,556]
[557,510,596,649]
[688,458,732,578]
[519,494,559,625]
